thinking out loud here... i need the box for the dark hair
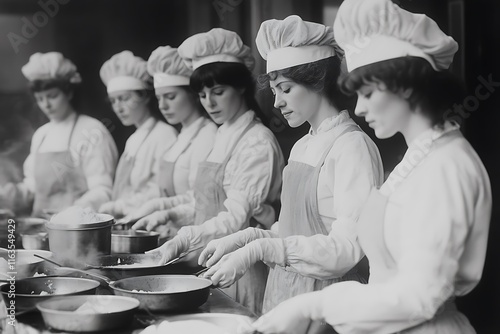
[176,85,210,119]
[29,78,76,95]
[258,56,351,111]
[339,57,465,126]
[131,89,165,122]
[190,62,268,126]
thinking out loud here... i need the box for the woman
[0,52,118,216]
[199,16,383,329]
[126,46,217,239]
[137,28,285,314]
[98,51,178,217]
[245,0,492,333]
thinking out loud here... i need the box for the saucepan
[0,276,100,312]
[109,274,212,312]
[111,230,159,254]
[36,295,140,332]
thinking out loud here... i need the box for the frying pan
[0,276,100,312]
[108,274,212,312]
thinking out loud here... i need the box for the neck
[52,108,76,124]
[181,110,202,128]
[134,110,152,128]
[225,101,249,126]
[309,99,340,134]
[400,110,433,145]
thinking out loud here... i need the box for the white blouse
[22,112,118,210]
[308,124,492,334]
[112,117,178,213]
[161,117,217,196]
[177,110,285,248]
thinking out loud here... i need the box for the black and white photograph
[0,0,498,333]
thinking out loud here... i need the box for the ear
[401,88,413,99]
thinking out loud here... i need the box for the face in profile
[355,82,413,139]
[108,90,150,127]
[155,86,198,125]
[269,74,322,128]
[34,87,73,122]
[198,84,245,125]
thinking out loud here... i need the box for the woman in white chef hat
[244,0,492,333]
[125,46,217,239]
[198,15,383,330]
[138,28,285,314]
[0,52,118,216]
[98,51,178,217]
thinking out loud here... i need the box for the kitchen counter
[0,288,256,333]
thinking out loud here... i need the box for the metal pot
[46,214,114,267]
[36,295,139,332]
[0,276,100,312]
[111,230,159,254]
[21,232,49,250]
[109,274,212,312]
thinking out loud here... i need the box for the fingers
[131,217,148,230]
[198,242,216,266]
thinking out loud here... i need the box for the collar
[309,110,351,136]
[217,109,255,135]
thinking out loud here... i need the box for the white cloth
[112,118,178,213]
[177,110,285,249]
[22,113,118,210]
[333,0,459,71]
[161,117,217,196]
[255,15,343,73]
[147,46,192,88]
[308,127,492,334]
[100,50,152,93]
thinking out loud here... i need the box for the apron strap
[220,119,257,166]
[314,122,361,171]
[124,119,159,160]
[37,113,80,152]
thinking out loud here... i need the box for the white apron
[192,119,268,315]
[33,115,87,216]
[264,121,365,334]
[357,127,476,334]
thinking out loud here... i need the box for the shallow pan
[109,274,212,312]
[0,249,52,280]
[0,276,99,312]
[37,295,139,332]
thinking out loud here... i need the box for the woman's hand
[124,198,162,223]
[132,210,171,231]
[146,234,191,264]
[99,201,121,216]
[242,292,321,334]
[199,234,246,267]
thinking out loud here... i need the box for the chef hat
[147,46,191,89]
[256,15,344,73]
[22,52,82,83]
[178,28,254,71]
[333,0,458,72]
[100,51,152,94]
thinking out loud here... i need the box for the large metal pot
[46,214,114,267]
[0,276,100,312]
[19,217,49,250]
[36,295,139,332]
[109,274,212,312]
[111,230,159,254]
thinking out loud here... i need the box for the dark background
[0,0,498,332]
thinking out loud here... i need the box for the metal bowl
[0,276,100,312]
[37,295,139,332]
[111,230,159,254]
[109,274,212,312]
[0,249,52,280]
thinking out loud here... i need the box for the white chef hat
[178,28,254,71]
[333,0,458,72]
[99,51,152,94]
[147,46,191,89]
[21,52,82,83]
[256,15,344,73]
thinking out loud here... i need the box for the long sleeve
[282,131,383,279]
[73,119,118,210]
[307,139,491,334]
[178,128,284,250]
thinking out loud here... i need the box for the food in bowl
[49,206,102,225]
[141,320,230,334]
